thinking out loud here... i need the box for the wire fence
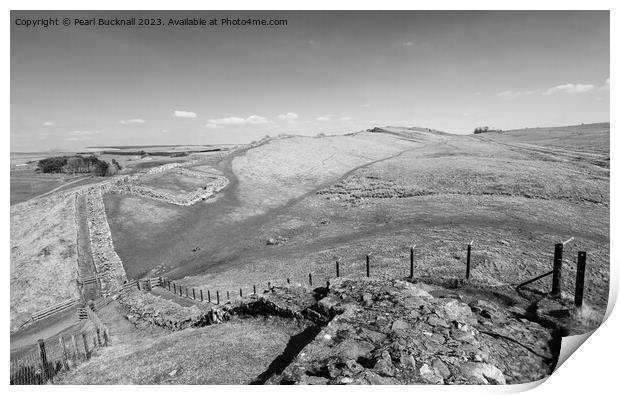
[10,307,110,385]
[144,240,590,313]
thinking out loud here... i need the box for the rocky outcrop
[266,278,557,385]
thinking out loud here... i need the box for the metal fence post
[575,251,587,308]
[552,243,563,296]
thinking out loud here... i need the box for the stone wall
[84,187,127,294]
[119,289,230,331]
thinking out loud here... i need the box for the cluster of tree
[37,155,122,176]
[473,126,503,134]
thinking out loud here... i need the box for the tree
[111,159,122,170]
[37,157,68,173]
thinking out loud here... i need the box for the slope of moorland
[10,195,80,330]
[167,125,608,315]
[11,123,610,385]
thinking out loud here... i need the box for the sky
[10,10,610,152]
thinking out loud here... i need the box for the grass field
[135,172,218,195]
[58,314,304,384]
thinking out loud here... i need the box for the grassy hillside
[10,195,80,330]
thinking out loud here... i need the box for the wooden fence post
[137,280,141,291]
[200,289,203,302]
[466,243,472,280]
[208,290,211,303]
[71,334,79,359]
[366,255,370,277]
[59,337,69,370]
[96,329,102,347]
[38,339,50,381]
[552,243,563,296]
[192,288,196,300]
[287,278,290,284]
[575,251,587,308]
[103,329,109,347]
[240,288,243,297]
[168,280,171,291]
[227,291,230,301]
[173,283,176,294]
[253,284,257,295]
[409,245,416,278]
[336,259,340,278]
[82,333,90,359]
[216,291,220,304]
[309,273,313,286]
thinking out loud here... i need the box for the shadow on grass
[250,325,323,385]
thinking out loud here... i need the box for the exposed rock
[459,362,506,385]
[419,363,444,384]
[373,351,394,377]
[267,278,557,385]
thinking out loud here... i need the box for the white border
[3,2,616,394]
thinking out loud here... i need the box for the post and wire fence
[143,237,590,316]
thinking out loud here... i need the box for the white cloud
[316,116,331,122]
[161,129,169,133]
[498,90,534,100]
[246,115,269,124]
[277,112,299,121]
[340,116,353,122]
[174,110,198,118]
[120,118,146,124]
[206,115,269,128]
[403,41,415,47]
[543,83,595,96]
[69,130,97,136]
[42,121,54,126]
